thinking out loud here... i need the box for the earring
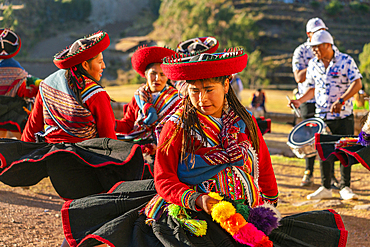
[223,95,229,111]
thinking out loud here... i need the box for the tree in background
[1,3,18,31]
[153,0,268,88]
[239,50,269,89]
[359,42,370,92]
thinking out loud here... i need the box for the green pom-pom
[235,203,250,220]
[168,204,182,219]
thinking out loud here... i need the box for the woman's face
[188,78,229,118]
[145,63,168,93]
[82,52,105,81]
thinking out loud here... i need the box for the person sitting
[60,48,348,247]
[0,28,42,139]
[115,46,181,144]
[249,88,266,118]
[0,31,145,201]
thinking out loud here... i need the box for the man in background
[291,30,362,200]
[292,17,338,187]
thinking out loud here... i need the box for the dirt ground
[0,158,369,246]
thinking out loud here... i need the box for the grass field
[105,85,295,114]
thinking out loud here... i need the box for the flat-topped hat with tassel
[161,48,248,81]
[0,29,21,59]
[176,36,219,55]
[131,46,177,78]
[53,31,110,69]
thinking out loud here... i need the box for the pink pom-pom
[233,223,272,247]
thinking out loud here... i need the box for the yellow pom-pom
[35,79,42,87]
[220,213,248,235]
[208,192,224,201]
[211,201,236,223]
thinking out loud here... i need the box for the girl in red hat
[115,46,182,177]
[0,31,146,200]
[60,48,347,247]
[115,46,181,144]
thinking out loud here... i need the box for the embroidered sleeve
[260,192,279,206]
[181,189,203,211]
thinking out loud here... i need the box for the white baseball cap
[306,17,328,33]
[309,30,334,46]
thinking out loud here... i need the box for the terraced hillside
[233,0,370,87]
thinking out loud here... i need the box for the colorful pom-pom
[220,213,247,235]
[233,223,272,247]
[235,202,250,219]
[211,201,236,223]
[248,204,280,235]
[208,192,224,201]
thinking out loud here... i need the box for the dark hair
[65,54,100,107]
[160,76,260,166]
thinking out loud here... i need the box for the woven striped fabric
[0,65,28,97]
[40,70,98,139]
[125,85,181,141]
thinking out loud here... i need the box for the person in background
[291,17,340,187]
[250,88,266,118]
[230,73,243,101]
[115,46,181,145]
[353,89,369,110]
[290,30,362,200]
[0,28,42,139]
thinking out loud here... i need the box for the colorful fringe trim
[335,137,360,149]
[167,204,207,236]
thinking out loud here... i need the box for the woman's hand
[196,194,220,214]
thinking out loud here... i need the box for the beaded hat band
[161,48,248,81]
[53,31,110,69]
[176,36,219,55]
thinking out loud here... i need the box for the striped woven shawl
[40,69,99,139]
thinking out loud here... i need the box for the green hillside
[237,0,370,87]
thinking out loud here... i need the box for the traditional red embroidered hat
[53,31,110,69]
[0,29,21,59]
[161,48,248,81]
[176,36,219,55]
[131,46,176,78]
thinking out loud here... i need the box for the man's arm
[289,87,315,109]
[293,68,308,83]
[330,78,362,113]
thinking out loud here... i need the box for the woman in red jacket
[115,46,181,144]
[60,48,347,247]
[0,31,144,200]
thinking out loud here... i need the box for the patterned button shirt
[292,40,315,103]
[306,49,362,120]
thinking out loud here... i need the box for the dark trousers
[300,102,316,174]
[321,114,354,190]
